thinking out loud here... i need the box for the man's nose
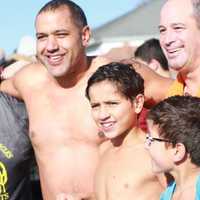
[46,35,59,52]
[161,30,176,47]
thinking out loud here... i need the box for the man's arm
[121,58,174,107]
[0,60,34,99]
[0,78,22,99]
[1,60,30,80]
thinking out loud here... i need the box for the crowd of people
[0,0,200,199]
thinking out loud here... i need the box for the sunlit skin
[145,120,174,174]
[0,6,110,200]
[125,0,200,105]
[146,119,200,200]
[89,81,138,141]
[35,6,90,84]
[88,81,163,200]
[159,0,200,74]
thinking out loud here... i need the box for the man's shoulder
[18,61,44,74]
[15,62,47,84]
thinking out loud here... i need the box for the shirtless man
[85,62,163,200]
[122,0,200,105]
[0,0,108,199]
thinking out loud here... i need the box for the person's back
[86,62,163,200]
[0,92,33,200]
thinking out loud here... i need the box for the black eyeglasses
[145,134,173,147]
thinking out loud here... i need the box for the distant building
[87,0,165,56]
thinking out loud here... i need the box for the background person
[134,38,170,132]
[0,92,34,199]
[135,38,170,78]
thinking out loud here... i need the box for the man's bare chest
[23,90,100,144]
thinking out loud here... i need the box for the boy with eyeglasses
[146,95,200,200]
[86,62,163,200]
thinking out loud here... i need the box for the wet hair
[192,0,200,28]
[85,62,144,101]
[135,38,169,71]
[37,0,88,28]
[148,95,200,166]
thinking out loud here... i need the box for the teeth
[49,55,62,61]
[103,124,112,128]
[47,55,63,65]
[168,48,180,53]
[101,122,113,128]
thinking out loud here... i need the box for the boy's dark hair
[148,95,200,166]
[85,62,144,101]
[135,38,169,71]
[37,0,88,28]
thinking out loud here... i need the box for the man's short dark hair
[135,38,169,71]
[37,0,88,28]
[85,62,144,101]
[148,95,200,166]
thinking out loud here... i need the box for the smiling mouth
[47,55,64,65]
[100,122,115,132]
[167,48,181,57]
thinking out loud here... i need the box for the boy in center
[86,62,163,200]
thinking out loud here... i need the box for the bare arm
[121,58,174,106]
[0,77,22,99]
[0,62,40,99]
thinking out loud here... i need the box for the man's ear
[134,94,144,114]
[81,25,91,47]
[173,143,187,163]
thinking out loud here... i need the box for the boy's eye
[91,104,99,108]
[108,102,118,105]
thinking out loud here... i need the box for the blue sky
[0,0,142,55]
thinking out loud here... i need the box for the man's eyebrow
[158,23,185,28]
